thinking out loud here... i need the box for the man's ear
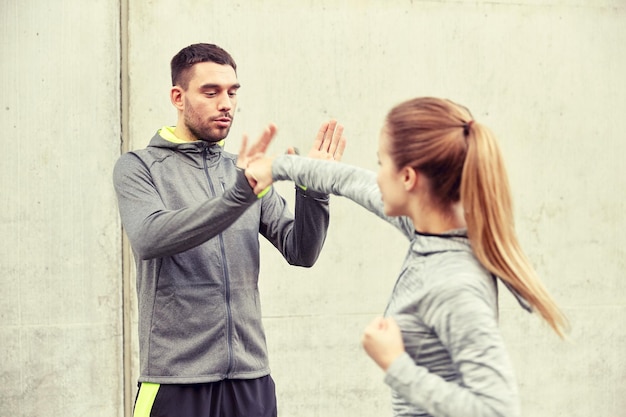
[402,166,419,191]
[170,86,184,110]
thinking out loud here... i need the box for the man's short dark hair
[170,43,237,89]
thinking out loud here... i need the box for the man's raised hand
[237,123,277,170]
[288,120,346,162]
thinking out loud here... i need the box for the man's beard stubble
[187,122,231,143]
[184,100,233,142]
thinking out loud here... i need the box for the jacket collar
[146,128,225,168]
[410,228,471,256]
[411,228,532,312]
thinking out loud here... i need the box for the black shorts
[133,376,277,417]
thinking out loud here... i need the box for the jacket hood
[147,131,229,169]
[148,131,225,152]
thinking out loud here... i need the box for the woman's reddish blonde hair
[385,97,568,337]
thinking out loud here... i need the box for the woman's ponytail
[461,122,568,337]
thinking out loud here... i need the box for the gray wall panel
[1,1,123,416]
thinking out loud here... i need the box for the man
[113,43,345,417]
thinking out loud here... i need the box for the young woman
[246,97,568,417]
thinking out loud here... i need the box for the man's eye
[228,91,237,97]
[205,92,217,97]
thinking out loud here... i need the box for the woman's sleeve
[384,271,521,417]
[272,155,414,237]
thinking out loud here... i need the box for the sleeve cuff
[231,168,258,203]
[296,184,329,201]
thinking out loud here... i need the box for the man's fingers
[321,120,338,151]
[327,123,344,155]
[312,121,330,151]
[249,124,277,155]
[247,153,265,164]
[238,124,277,171]
[306,120,347,161]
[332,134,347,162]
[258,124,277,153]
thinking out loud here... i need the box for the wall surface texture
[0,0,123,416]
[1,1,624,416]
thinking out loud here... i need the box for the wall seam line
[119,0,132,416]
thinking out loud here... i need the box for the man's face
[179,62,240,142]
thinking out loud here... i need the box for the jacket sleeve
[257,180,329,267]
[272,155,414,238]
[113,152,258,260]
[384,273,521,417]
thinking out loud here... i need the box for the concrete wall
[1,1,624,416]
[0,1,123,416]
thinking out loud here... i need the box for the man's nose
[217,92,232,112]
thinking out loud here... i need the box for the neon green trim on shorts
[133,383,160,417]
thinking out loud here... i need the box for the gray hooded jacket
[113,132,330,384]
[272,155,530,417]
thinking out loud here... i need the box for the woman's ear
[170,86,184,111]
[402,166,419,191]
